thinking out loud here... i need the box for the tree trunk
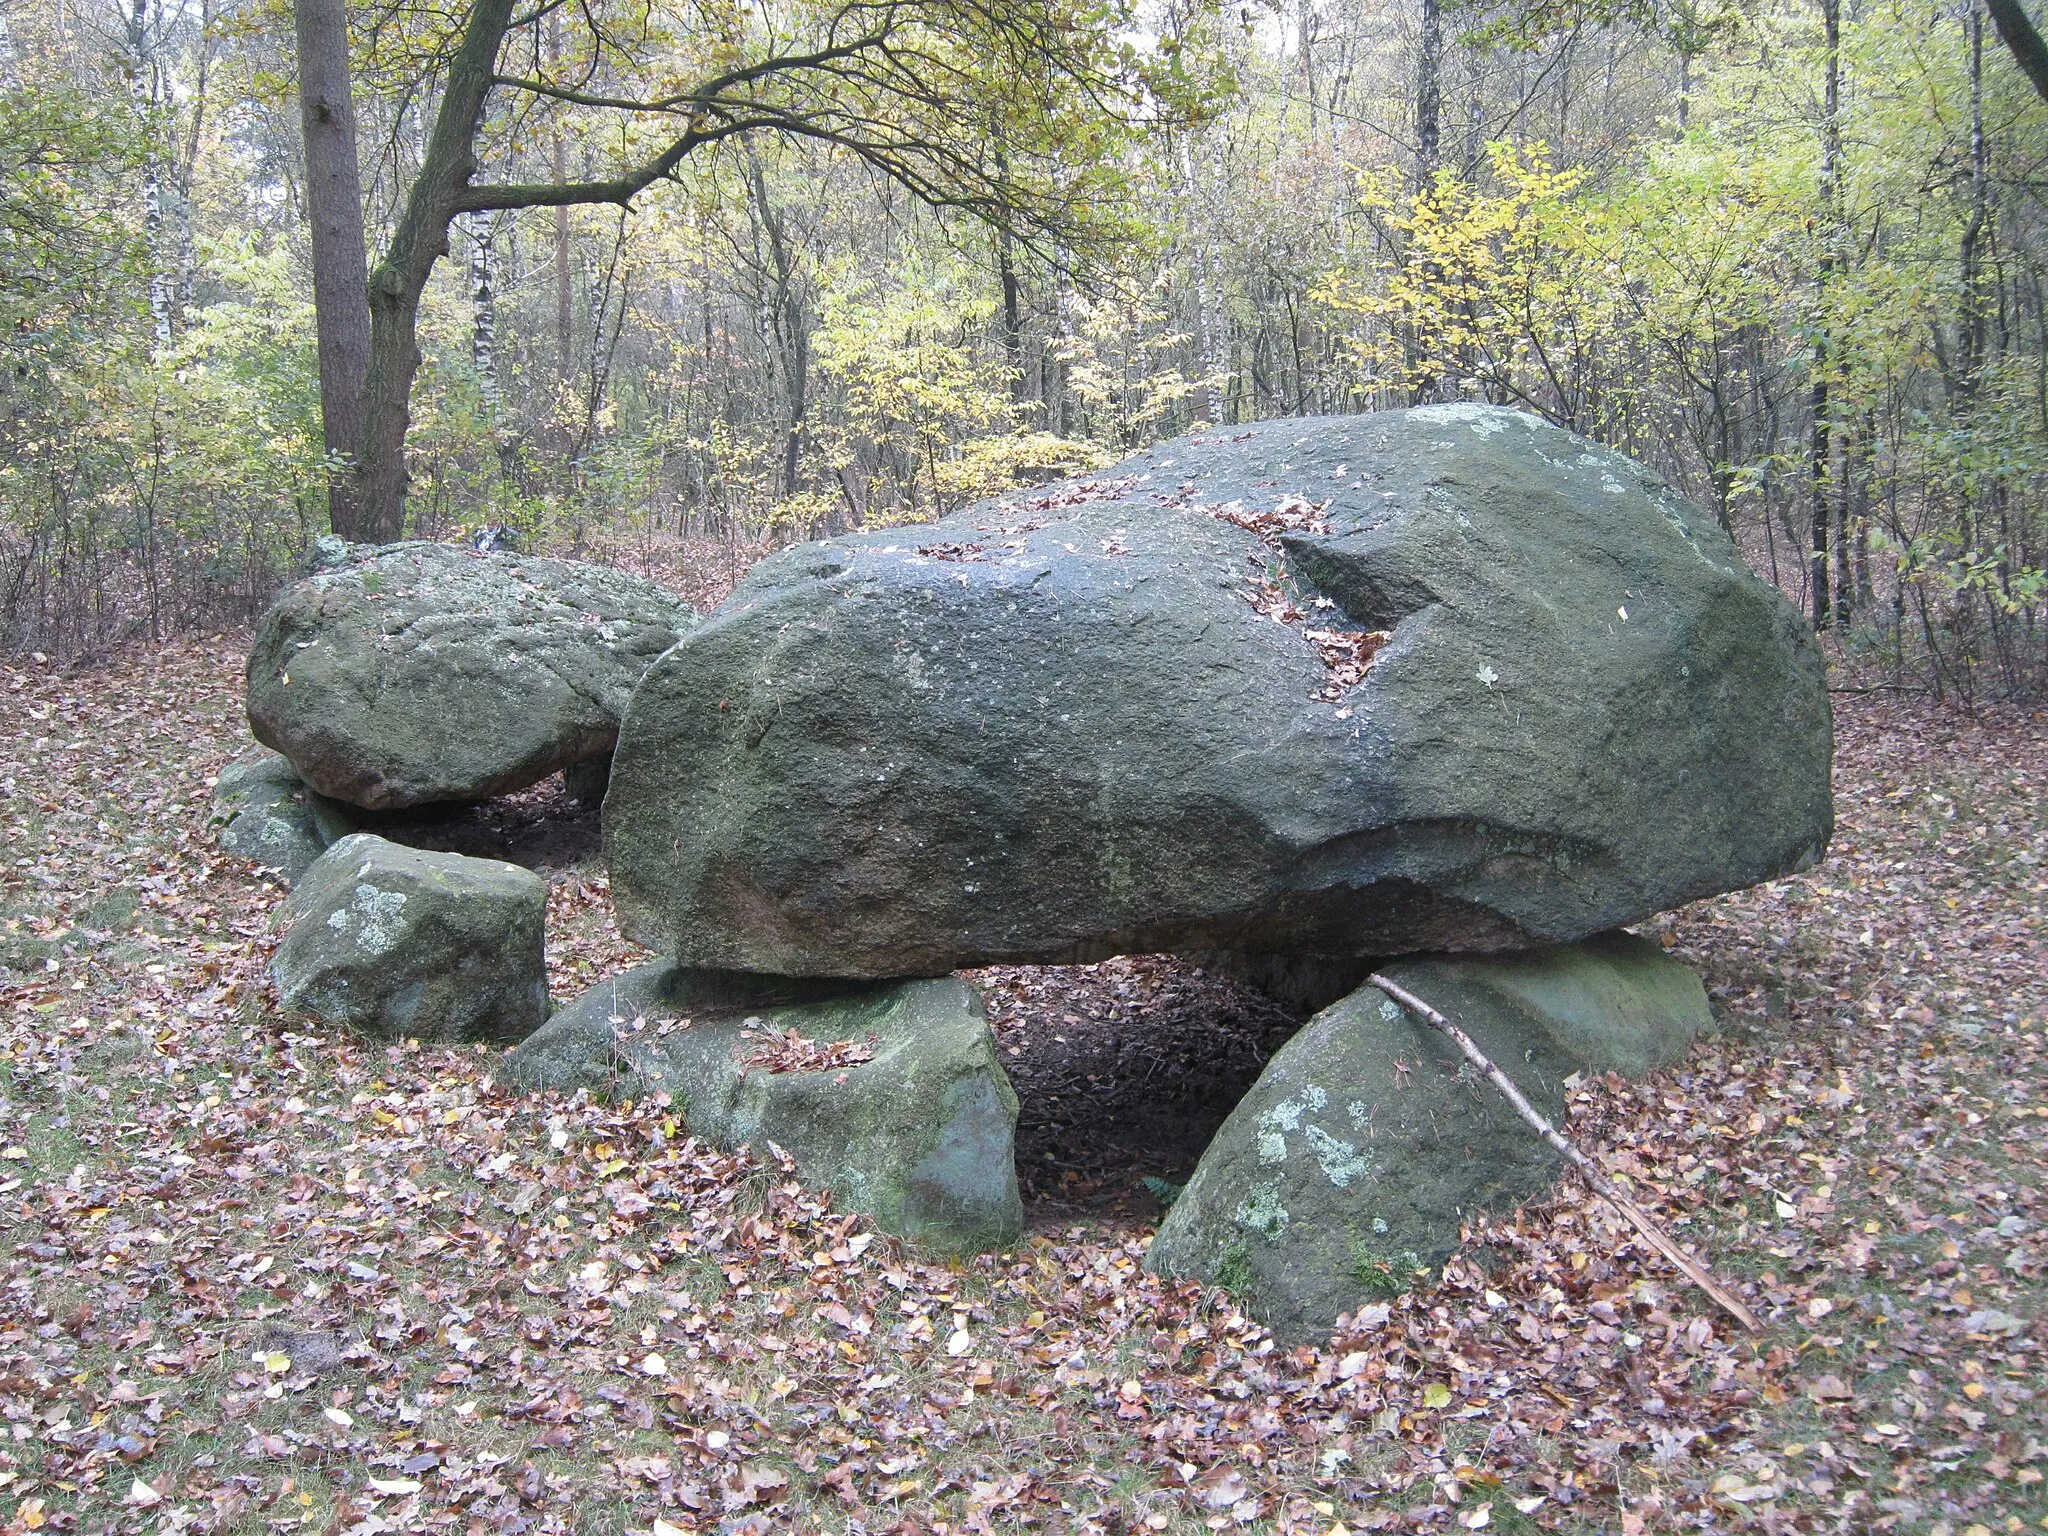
[1199,136,1228,424]
[1962,1,1990,387]
[1985,0,2048,102]
[998,230,1026,405]
[1809,0,1840,630]
[1415,0,1441,185]
[464,211,500,413]
[356,0,517,542]
[294,0,371,538]
[555,198,573,381]
[1406,0,1444,406]
[173,0,217,330]
[551,13,572,384]
[743,143,809,496]
[126,0,174,354]
[0,3,20,89]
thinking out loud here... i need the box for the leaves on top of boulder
[739,1025,879,1075]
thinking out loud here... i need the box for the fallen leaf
[1192,1467,1247,1510]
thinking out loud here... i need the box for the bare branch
[1368,973,1762,1334]
[505,0,570,29]
[490,30,898,113]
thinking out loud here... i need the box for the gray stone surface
[502,965,1022,1254]
[210,747,358,880]
[1144,932,1713,1342]
[605,406,1833,978]
[272,833,550,1042]
[248,543,698,810]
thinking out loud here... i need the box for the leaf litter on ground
[0,639,2043,1535]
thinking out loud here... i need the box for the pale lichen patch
[1304,1124,1374,1188]
[325,882,408,959]
[1235,1180,1289,1240]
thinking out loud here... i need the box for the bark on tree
[1415,0,1442,184]
[554,191,573,381]
[1962,1,1991,389]
[998,232,1026,404]
[355,0,515,542]
[1985,0,2048,100]
[549,12,571,386]
[125,0,174,352]
[742,144,809,496]
[1406,0,1445,406]
[0,3,20,88]
[463,210,500,413]
[294,0,371,538]
[336,0,1138,539]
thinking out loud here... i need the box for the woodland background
[4,0,2048,697]
[3,0,2048,1528]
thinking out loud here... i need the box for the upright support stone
[502,965,1023,1255]
[1145,933,1713,1342]
[210,747,358,881]
[272,833,551,1042]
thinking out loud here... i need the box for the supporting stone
[502,965,1023,1255]
[1145,932,1713,1342]
[210,746,358,882]
[272,833,550,1042]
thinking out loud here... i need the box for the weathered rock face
[1144,933,1712,1342]
[605,407,1833,978]
[272,834,550,1041]
[248,544,698,810]
[502,967,1022,1254]
[209,747,359,881]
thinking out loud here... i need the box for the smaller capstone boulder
[248,543,698,810]
[272,834,550,1041]
[502,965,1022,1254]
[210,748,358,881]
[1145,932,1711,1343]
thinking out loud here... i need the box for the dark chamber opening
[972,956,1308,1231]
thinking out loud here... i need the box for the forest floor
[0,636,2044,1536]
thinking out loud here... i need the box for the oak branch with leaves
[327,0,1211,542]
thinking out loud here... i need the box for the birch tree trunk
[124,0,174,352]
[463,210,501,415]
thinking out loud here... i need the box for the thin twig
[1368,973,1761,1333]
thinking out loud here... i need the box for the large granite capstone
[247,543,697,810]
[604,407,1832,977]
